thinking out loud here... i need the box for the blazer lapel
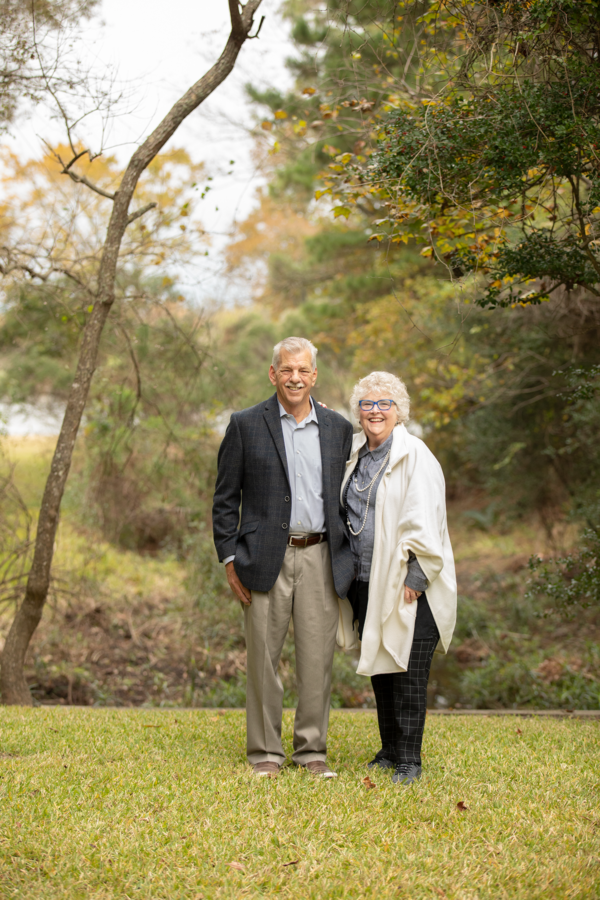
[263,393,290,487]
[314,401,333,504]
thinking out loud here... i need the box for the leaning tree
[0,0,264,705]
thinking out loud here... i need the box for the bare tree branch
[126,202,157,226]
[61,168,116,200]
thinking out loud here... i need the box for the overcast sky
[6,0,292,303]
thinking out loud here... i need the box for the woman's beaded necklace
[345,447,391,537]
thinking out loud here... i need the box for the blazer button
[282,523,288,530]
[285,496,290,502]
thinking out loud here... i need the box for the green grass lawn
[1,710,599,899]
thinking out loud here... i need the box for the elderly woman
[338,372,457,785]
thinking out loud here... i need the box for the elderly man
[212,337,354,777]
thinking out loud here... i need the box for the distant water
[0,402,424,440]
[0,402,64,436]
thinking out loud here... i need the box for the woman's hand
[404,586,421,604]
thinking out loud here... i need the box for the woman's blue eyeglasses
[358,399,396,412]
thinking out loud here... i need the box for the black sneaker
[367,756,395,770]
[392,763,422,785]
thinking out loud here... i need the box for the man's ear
[268,365,277,386]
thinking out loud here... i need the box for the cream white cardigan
[336,424,457,676]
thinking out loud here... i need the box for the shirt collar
[359,430,394,460]
[277,395,318,426]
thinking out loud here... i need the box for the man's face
[269,348,317,410]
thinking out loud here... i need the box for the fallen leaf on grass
[363,776,377,789]
[228,861,244,871]
[282,859,300,867]
[516,728,523,735]
[435,889,448,898]
[456,801,468,811]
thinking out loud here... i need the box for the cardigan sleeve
[404,552,429,592]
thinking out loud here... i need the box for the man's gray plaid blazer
[212,392,355,598]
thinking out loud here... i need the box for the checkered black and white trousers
[371,637,438,766]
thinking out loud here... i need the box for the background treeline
[0,0,598,709]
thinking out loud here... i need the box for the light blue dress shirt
[278,397,325,534]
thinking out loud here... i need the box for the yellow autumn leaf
[274,110,288,120]
[302,87,316,95]
[420,246,434,257]
[315,189,331,200]
[335,153,353,165]
[261,121,272,131]
[368,233,384,242]
[333,207,351,218]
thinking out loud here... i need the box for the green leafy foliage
[527,535,600,612]
[526,492,600,614]
[324,0,600,308]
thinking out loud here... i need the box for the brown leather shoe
[305,760,337,778]
[252,761,281,777]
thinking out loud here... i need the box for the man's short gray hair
[349,371,410,425]
[272,337,318,371]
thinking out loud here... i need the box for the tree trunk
[0,0,263,705]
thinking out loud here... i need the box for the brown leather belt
[287,533,327,548]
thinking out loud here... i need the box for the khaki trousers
[244,540,340,766]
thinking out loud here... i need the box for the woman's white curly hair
[350,371,410,426]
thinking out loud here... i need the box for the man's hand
[404,586,421,604]
[226,561,252,606]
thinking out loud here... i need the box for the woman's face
[358,393,397,447]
